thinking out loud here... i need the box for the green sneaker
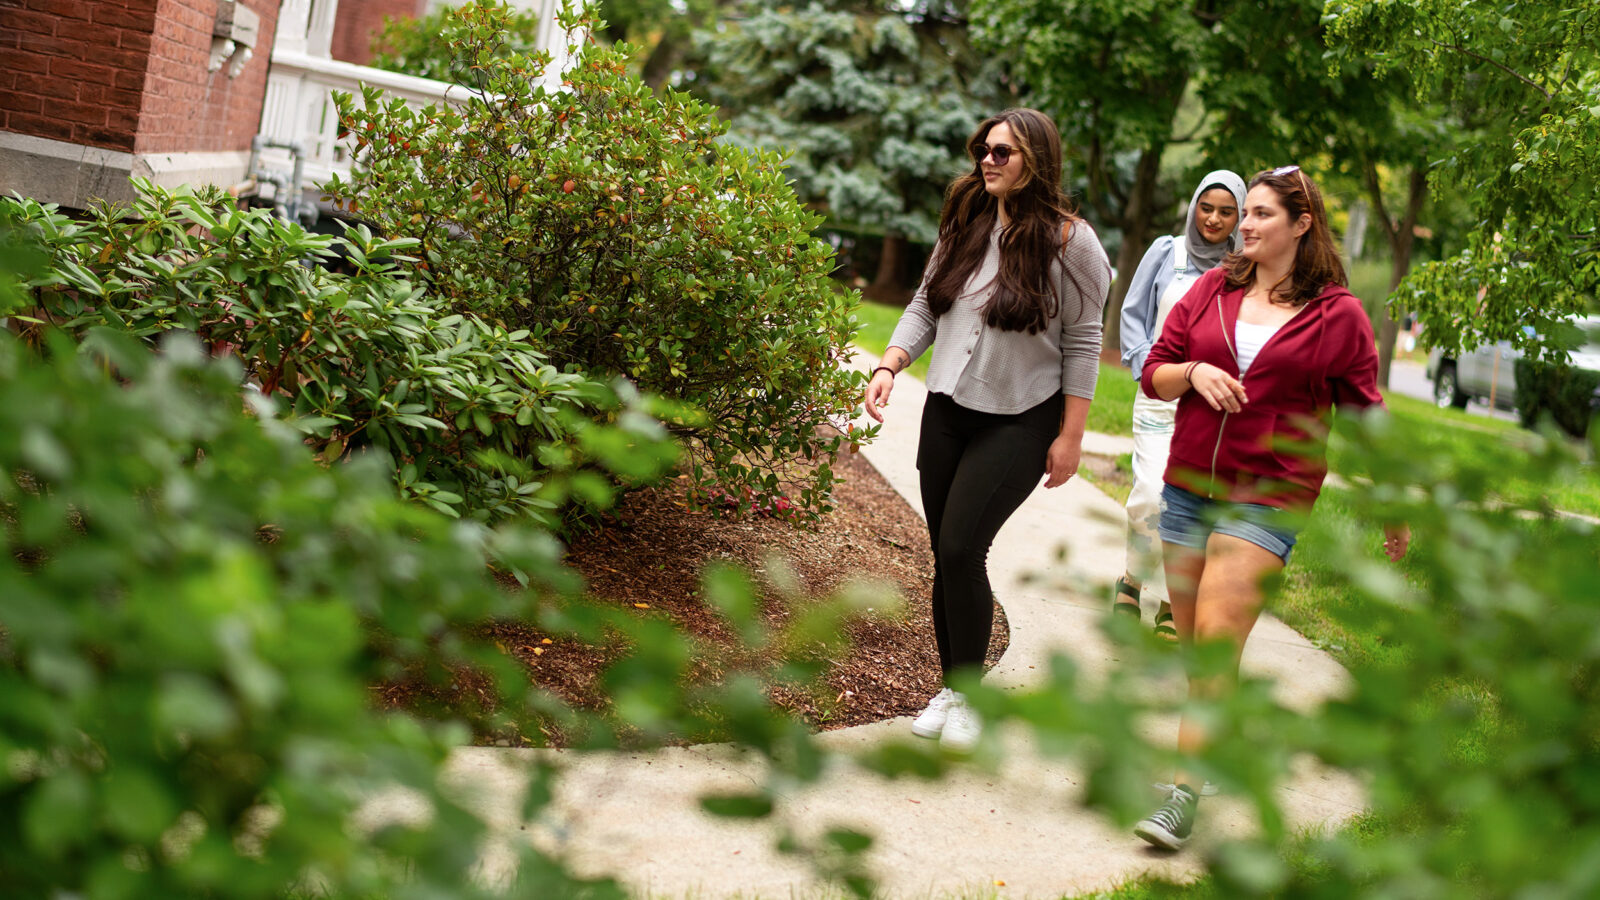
[1134,784,1197,850]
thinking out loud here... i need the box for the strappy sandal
[1113,575,1142,619]
[1153,602,1178,643]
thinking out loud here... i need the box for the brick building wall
[329,0,424,66]
[135,0,279,154]
[0,0,279,154]
[0,0,284,208]
[0,0,159,152]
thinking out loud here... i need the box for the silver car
[1426,316,1600,411]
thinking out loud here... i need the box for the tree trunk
[1362,160,1427,389]
[1375,304,1401,390]
[1103,146,1164,364]
[864,233,907,304]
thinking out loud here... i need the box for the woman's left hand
[1043,434,1081,488]
[1382,522,1411,561]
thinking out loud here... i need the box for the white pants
[1124,392,1177,607]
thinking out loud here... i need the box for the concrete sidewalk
[426,357,1363,899]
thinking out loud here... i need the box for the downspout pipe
[247,135,315,226]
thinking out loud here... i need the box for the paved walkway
[419,356,1363,899]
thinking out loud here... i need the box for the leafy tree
[327,3,865,521]
[1325,0,1600,358]
[970,0,1226,350]
[1198,0,1465,387]
[697,0,1003,301]
[372,0,734,92]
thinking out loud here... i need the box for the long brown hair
[924,108,1085,334]
[1222,166,1347,306]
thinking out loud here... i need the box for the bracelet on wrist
[1183,361,1201,385]
[871,365,897,380]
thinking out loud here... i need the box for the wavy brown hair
[924,108,1086,334]
[1222,166,1347,306]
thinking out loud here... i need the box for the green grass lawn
[1352,392,1600,518]
[850,299,931,382]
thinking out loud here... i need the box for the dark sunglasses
[972,143,1014,166]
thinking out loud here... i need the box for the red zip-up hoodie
[1140,267,1383,510]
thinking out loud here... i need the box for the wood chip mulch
[377,448,1008,746]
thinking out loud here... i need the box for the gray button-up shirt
[889,220,1111,414]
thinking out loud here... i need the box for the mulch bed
[378,447,1009,746]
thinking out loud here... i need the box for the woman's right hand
[1190,362,1248,413]
[864,368,895,422]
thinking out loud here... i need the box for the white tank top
[1234,319,1282,375]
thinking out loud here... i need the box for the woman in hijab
[1112,170,1246,640]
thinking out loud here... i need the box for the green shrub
[324,1,864,519]
[0,205,47,316]
[1514,356,1600,437]
[0,226,886,897]
[0,327,631,898]
[5,185,678,526]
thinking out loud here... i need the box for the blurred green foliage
[0,241,890,896]
[0,204,47,316]
[975,406,1600,897]
[326,2,866,520]
[0,325,623,897]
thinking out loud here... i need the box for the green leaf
[699,792,774,819]
[824,827,873,854]
[24,772,92,855]
[102,768,178,842]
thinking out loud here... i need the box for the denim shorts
[1158,483,1299,563]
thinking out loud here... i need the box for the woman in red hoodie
[1132,166,1410,850]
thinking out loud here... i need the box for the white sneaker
[938,694,981,754]
[911,688,955,739]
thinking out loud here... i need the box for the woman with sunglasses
[1114,170,1247,641]
[1133,166,1410,850]
[863,108,1112,753]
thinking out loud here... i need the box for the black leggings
[917,391,1063,678]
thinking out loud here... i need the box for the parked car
[1427,315,1600,412]
[1427,334,1524,410]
